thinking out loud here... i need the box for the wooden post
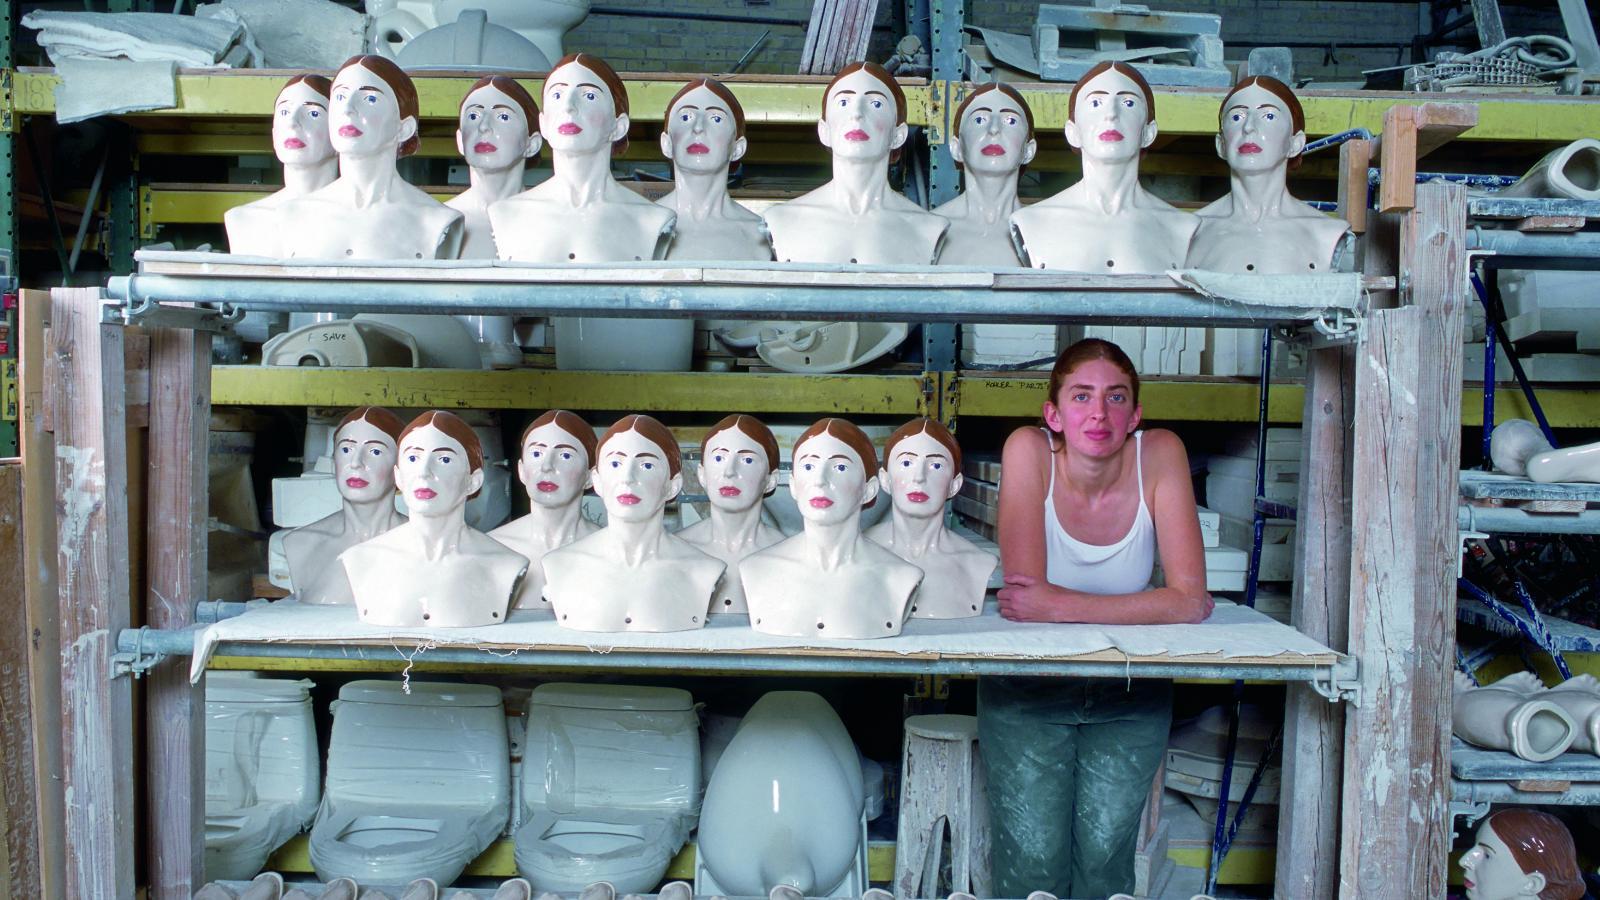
[0,461,44,898]
[49,287,136,900]
[145,320,212,897]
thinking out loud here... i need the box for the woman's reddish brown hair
[702,414,779,470]
[399,410,484,498]
[1067,61,1155,122]
[520,410,597,465]
[599,414,681,476]
[882,417,962,473]
[335,406,405,445]
[281,73,332,100]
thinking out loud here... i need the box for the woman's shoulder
[1003,424,1051,455]
[1139,428,1192,476]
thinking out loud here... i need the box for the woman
[983,338,1212,898]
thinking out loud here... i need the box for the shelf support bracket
[1309,656,1361,705]
[110,626,168,679]
[100,295,242,332]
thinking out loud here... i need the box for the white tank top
[1041,429,1157,595]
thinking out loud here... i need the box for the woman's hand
[1179,592,1216,624]
[996,573,1068,622]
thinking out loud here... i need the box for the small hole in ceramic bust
[971,604,978,611]
[1105,259,1115,268]
[817,622,825,629]
[491,611,499,619]
[634,256,641,261]
[911,605,918,612]
[561,614,568,620]
[1246,263,1255,272]
[724,598,733,606]
[362,609,369,615]
[1036,262,1046,269]
[345,249,353,256]
[568,252,576,260]
[691,616,699,623]
[414,252,423,259]
[624,616,632,624]
[885,621,893,628]
[755,618,761,624]
[422,613,430,621]
[850,258,858,264]
[1309,262,1317,270]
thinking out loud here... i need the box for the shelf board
[1456,596,1600,654]
[1459,469,1600,503]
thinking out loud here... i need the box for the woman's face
[1217,83,1303,173]
[661,84,744,175]
[818,68,906,162]
[699,425,774,514]
[881,430,962,519]
[395,423,482,518]
[1459,821,1540,900]
[329,62,413,158]
[1043,357,1143,459]
[333,418,398,505]
[458,83,540,173]
[791,431,877,525]
[273,81,335,166]
[516,420,590,510]
[1065,68,1155,163]
[541,61,625,156]
[954,93,1034,177]
[594,427,681,523]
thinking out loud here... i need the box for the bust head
[879,417,964,519]
[396,411,485,518]
[457,75,542,173]
[1216,75,1306,173]
[517,410,596,510]
[660,77,748,175]
[792,417,880,525]
[950,82,1036,177]
[329,54,421,159]
[594,414,683,522]
[273,74,335,167]
[1461,810,1584,900]
[541,53,631,158]
[1065,61,1157,161]
[699,414,779,514]
[332,406,405,505]
[818,61,908,163]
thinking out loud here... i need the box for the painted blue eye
[439,455,452,464]
[803,463,814,471]
[1005,115,1018,126]
[584,90,597,101]
[711,114,723,124]
[741,456,753,465]
[870,99,883,109]
[560,451,572,461]
[551,90,562,100]
[468,111,479,121]
[498,112,511,122]
[365,94,378,104]
[900,459,911,467]
[837,97,847,107]
[713,453,725,463]
[530,449,542,458]
[1122,98,1134,108]
[368,447,381,457]
[610,460,620,468]
[1264,112,1276,120]
[642,461,654,470]
[407,454,417,462]
[932,461,943,470]
[308,109,321,118]
[340,446,351,454]
[835,464,847,473]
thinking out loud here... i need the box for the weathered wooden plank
[1377,107,1418,214]
[17,289,66,900]
[1338,306,1422,900]
[0,462,44,898]
[1337,138,1371,234]
[144,318,212,899]
[49,287,136,900]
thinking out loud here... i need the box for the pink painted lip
[1238,142,1263,154]
[980,144,1006,156]
[412,487,437,500]
[344,477,369,489]
[809,497,834,509]
[719,486,742,497]
[844,129,870,142]
[535,480,560,493]
[282,137,307,150]
[338,125,362,138]
[557,123,582,135]
[1097,129,1124,142]
[906,491,931,503]
[473,141,498,153]
[686,142,711,154]
[617,493,642,506]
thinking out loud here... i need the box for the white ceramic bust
[1186,77,1351,274]
[657,78,771,261]
[281,407,407,605]
[1452,671,1576,762]
[342,411,528,627]
[280,55,463,260]
[1527,440,1600,484]
[677,415,786,614]
[864,419,995,618]
[488,410,599,610]
[225,75,339,257]
[934,83,1037,267]
[1459,810,1585,900]
[762,62,948,264]
[1544,674,1600,755]
[1009,61,1196,273]
[542,415,724,632]
[488,53,675,262]
[743,418,923,638]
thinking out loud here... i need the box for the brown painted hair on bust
[1220,75,1305,170]
[520,410,597,466]
[281,73,332,101]
[951,83,1036,173]
[882,417,963,473]
[702,414,779,470]
[335,406,405,445]
[399,410,484,498]
[462,75,541,160]
[546,52,631,156]
[667,77,746,138]
[599,414,682,476]
[822,61,908,163]
[1485,810,1585,900]
[335,54,421,158]
[1067,60,1156,123]
[797,417,879,475]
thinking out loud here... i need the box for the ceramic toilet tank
[204,673,320,882]
[310,680,510,888]
[514,683,700,893]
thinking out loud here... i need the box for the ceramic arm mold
[1542,674,1600,756]
[1452,671,1577,762]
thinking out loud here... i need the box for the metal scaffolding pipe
[1468,230,1600,269]
[1458,504,1600,535]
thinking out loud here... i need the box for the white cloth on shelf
[21,9,249,67]
[51,58,178,125]
[196,0,368,69]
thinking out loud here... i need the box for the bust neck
[960,168,1022,226]
[801,515,865,570]
[282,157,338,197]
[1225,162,1296,223]
[887,508,946,558]
[1078,153,1145,214]
[522,499,587,549]
[337,150,410,207]
[549,145,621,207]
[407,508,473,561]
[665,167,740,223]
[598,513,667,566]
[706,501,766,551]
[339,495,404,541]
[462,160,527,209]
[829,155,893,215]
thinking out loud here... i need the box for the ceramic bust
[1452,671,1576,762]
[488,410,599,610]
[448,75,543,369]
[281,406,407,605]
[1489,419,1552,476]
[678,414,786,614]
[1527,440,1600,484]
[864,418,996,618]
[341,411,529,627]
[762,62,948,264]
[488,53,675,262]
[280,55,464,260]
[1459,809,1585,900]
[1544,674,1600,755]
[1186,76,1352,274]
[542,414,725,632]
[657,77,772,261]
[225,75,339,257]
[1010,61,1196,273]
[742,418,924,638]
[934,83,1037,267]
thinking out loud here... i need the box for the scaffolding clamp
[1309,656,1361,706]
[0,70,15,133]
[101,295,243,333]
[110,627,168,680]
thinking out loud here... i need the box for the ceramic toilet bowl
[696,691,866,898]
[309,681,510,887]
[370,0,589,64]
[514,684,700,893]
[204,673,320,882]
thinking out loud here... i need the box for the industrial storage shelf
[1450,738,1600,813]
[1459,469,1600,504]
[1457,597,1600,654]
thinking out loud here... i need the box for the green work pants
[976,676,1173,900]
